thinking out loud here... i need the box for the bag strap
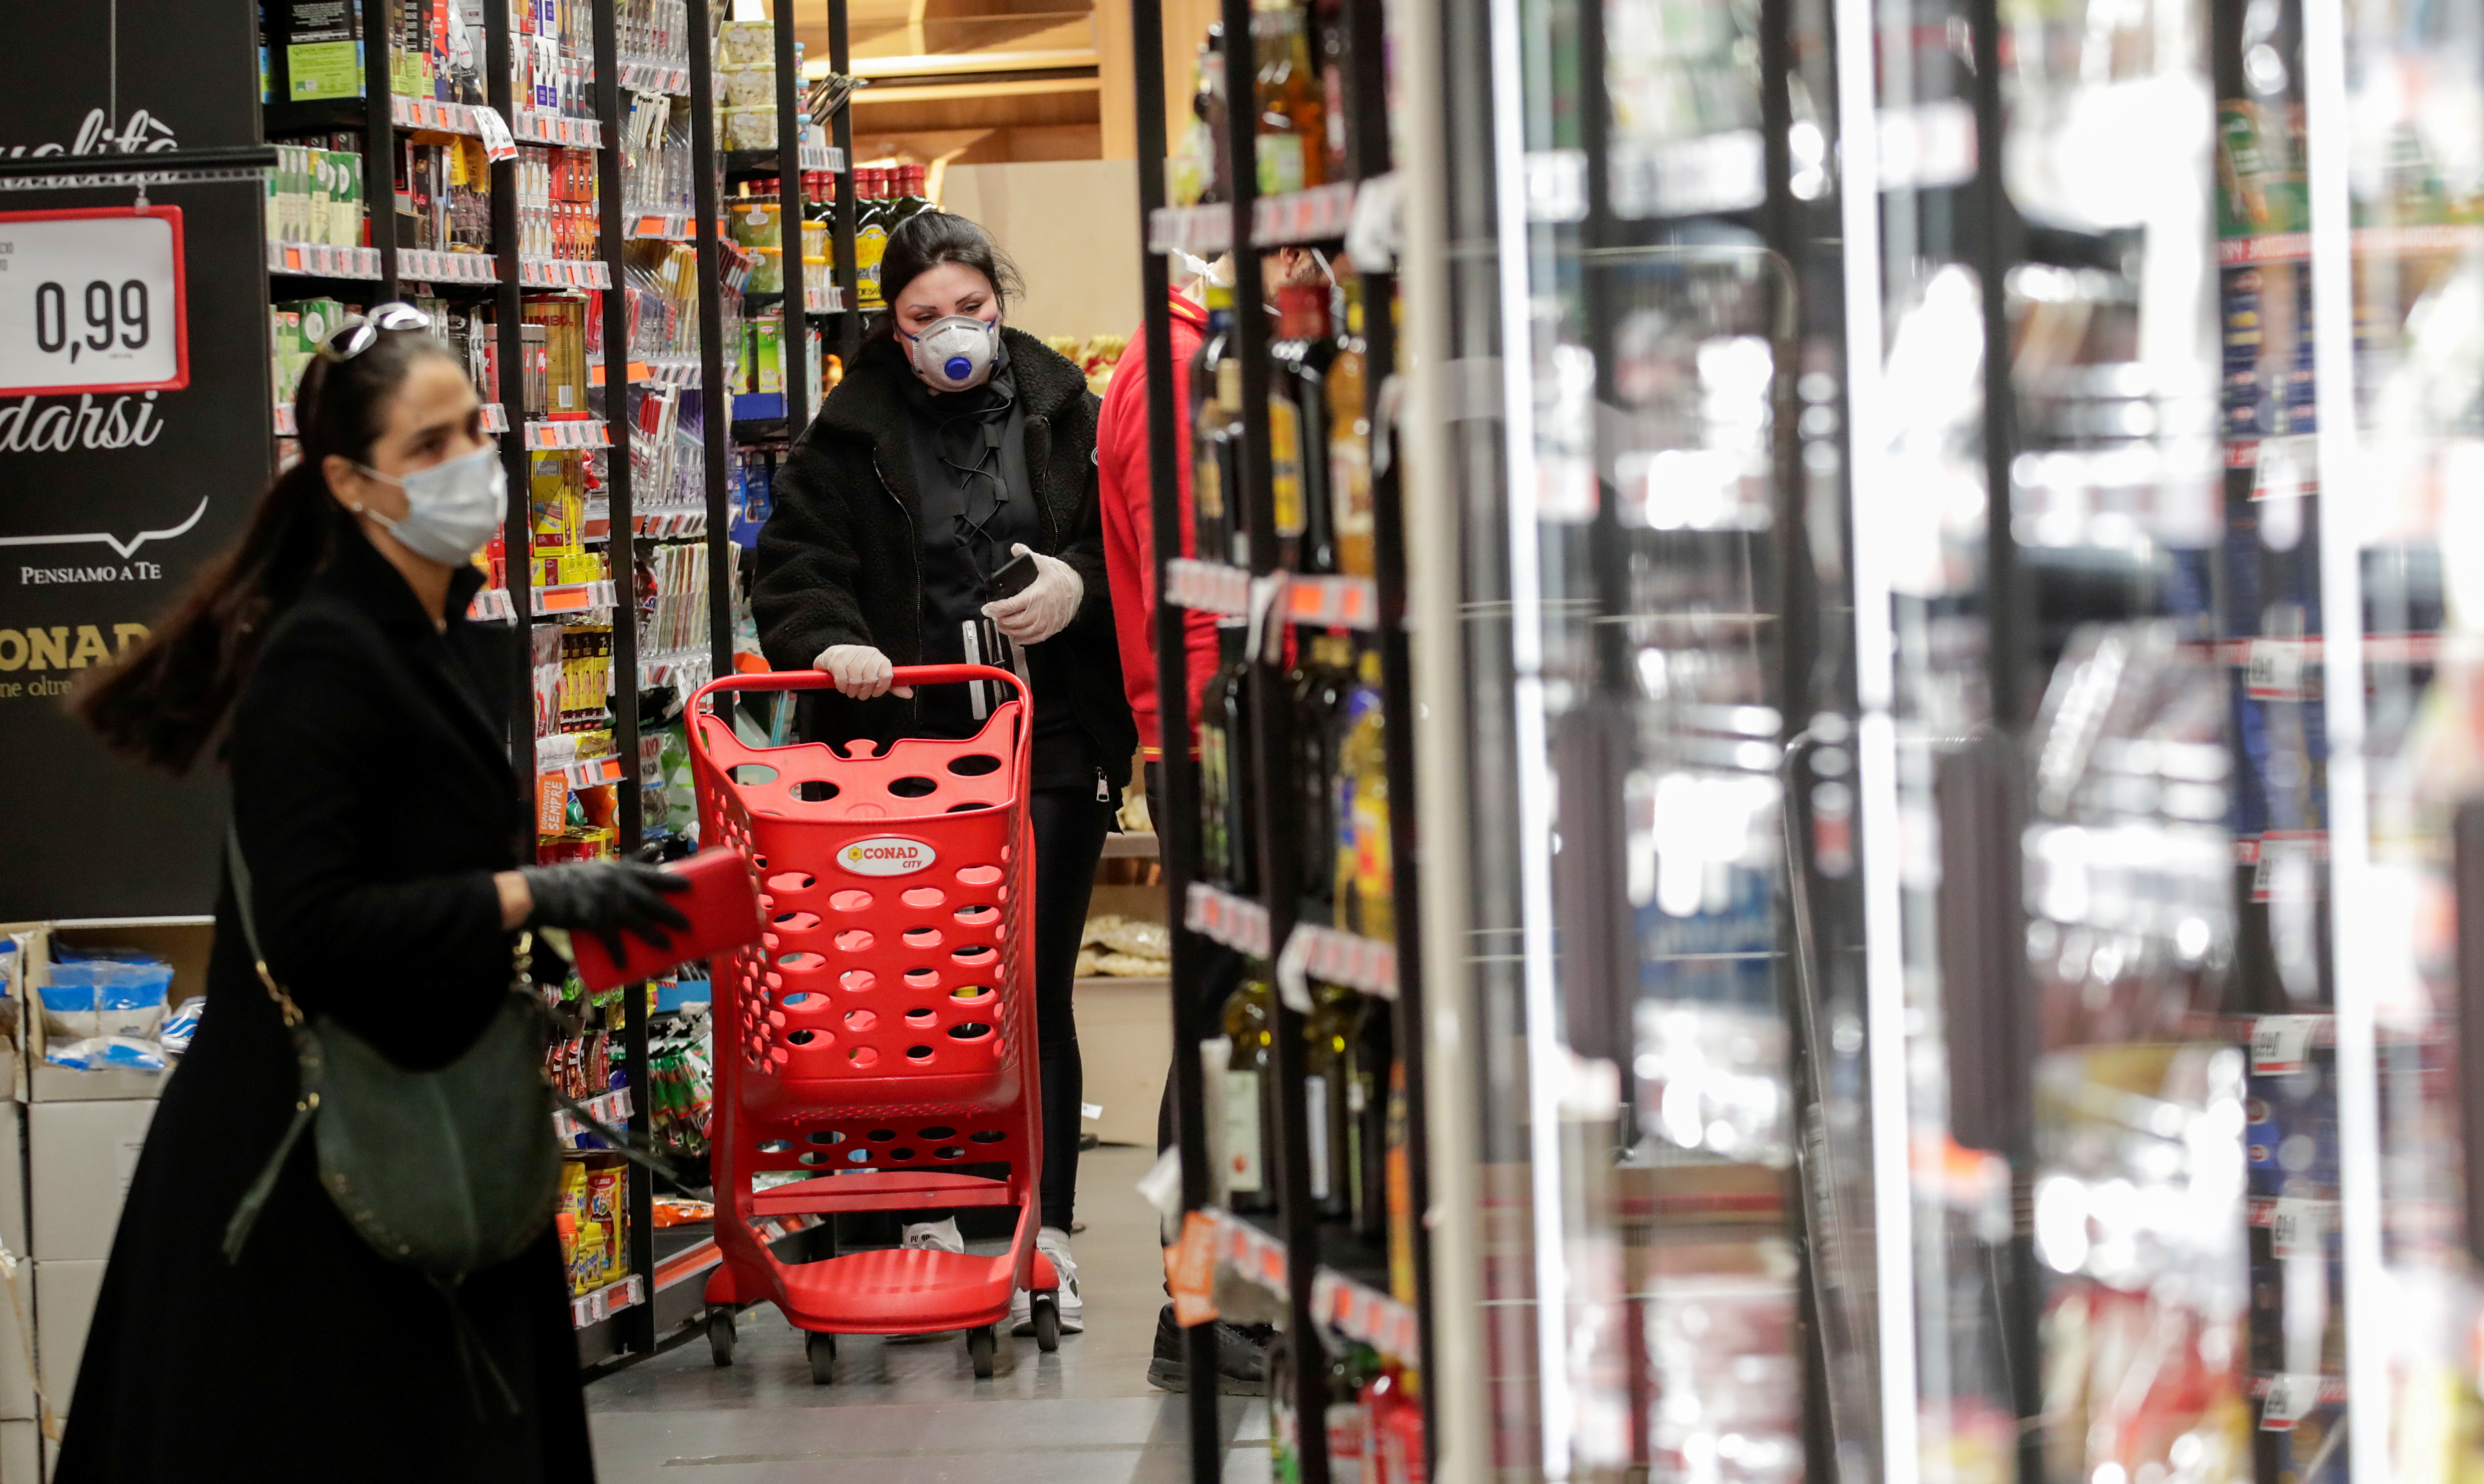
[222,823,306,1030]
[229,822,682,1188]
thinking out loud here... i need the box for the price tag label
[472,104,520,163]
[2271,1196,2325,1257]
[2245,639,2306,699]
[2251,1015,2319,1076]
[2260,1372,2321,1430]
[0,207,189,396]
[1166,1211,1220,1328]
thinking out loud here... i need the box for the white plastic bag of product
[44,1036,168,1073]
[158,998,204,1056]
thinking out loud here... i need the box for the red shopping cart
[686,664,1060,1382]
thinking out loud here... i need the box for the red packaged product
[568,846,765,992]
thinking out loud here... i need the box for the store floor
[586,1144,1271,1482]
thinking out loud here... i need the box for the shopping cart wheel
[707,1309,736,1368]
[967,1324,997,1379]
[1030,1294,1060,1353]
[806,1330,837,1385]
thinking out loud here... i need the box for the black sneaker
[1145,1303,1271,1396]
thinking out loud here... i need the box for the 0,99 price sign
[0,207,190,398]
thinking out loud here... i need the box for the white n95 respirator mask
[903,314,1002,393]
[354,446,508,566]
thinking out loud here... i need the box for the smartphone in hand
[987,549,1041,600]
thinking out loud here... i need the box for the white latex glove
[813,643,913,698]
[981,544,1082,645]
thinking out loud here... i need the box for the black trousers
[1030,786,1114,1230]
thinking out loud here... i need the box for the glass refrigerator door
[1440,0,1813,1477]
[2303,0,2484,1477]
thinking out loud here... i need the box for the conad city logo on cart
[835,837,936,877]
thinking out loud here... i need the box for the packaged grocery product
[717,19,774,66]
[158,998,203,1056]
[42,1036,168,1072]
[722,65,776,107]
[42,949,173,1041]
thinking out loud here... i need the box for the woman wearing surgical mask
[754,212,1136,1339]
[65,308,686,1482]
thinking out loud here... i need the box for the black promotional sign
[0,2,270,918]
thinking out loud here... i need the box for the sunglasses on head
[316,302,433,363]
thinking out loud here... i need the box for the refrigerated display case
[1392,0,2484,1479]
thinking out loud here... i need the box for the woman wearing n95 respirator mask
[753,211,1135,1336]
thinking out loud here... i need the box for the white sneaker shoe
[901,1216,965,1254]
[1012,1225,1084,1335]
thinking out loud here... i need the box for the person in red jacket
[1096,245,1322,1397]
[1097,247,1323,766]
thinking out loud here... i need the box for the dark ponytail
[73,326,453,774]
[871,210,1025,343]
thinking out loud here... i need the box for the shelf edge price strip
[1209,1208,1288,1300]
[1309,1267,1419,1367]
[1185,882,1273,959]
[524,419,611,451]
[1285,575,1379,630]
[1167,558,1250,617]
[570,1273,645,1330]
[1283,923,1398,1000]
[552,1087,636,1142]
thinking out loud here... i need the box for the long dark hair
[872,210,1025,343]
[74,327,454,774]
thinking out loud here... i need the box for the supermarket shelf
[513,108,603,149]
[640,648,715,691]
[553,1086,634,1142]
[481,403,510,434]
[524,418,611,450]
[1167,562,1378,631]
[639,357,702,387]
[650,1215,820,1294]
[627,213,708,242]
[1198,1208,1413,1366]
[1308,1265,1421,1369]
[1285,574,1380,631]
[619,60,692,96]
[563,753,628,791]
[267,240,381,279]
[722,144,847,180]
[533,578,620,616]
[2217,222,2484,267]
[570,1272,644,1329]
[1277,921,1398,1002]
[471,580,618,621]
[1185,881,1273,958]
[635,508,709,539]
[1102,830,1159,859]
[520,257,614,290]
[392,95,482,137]
[1148,181,1361,256]
[398,247,501,286]
[1166,557,1250,617]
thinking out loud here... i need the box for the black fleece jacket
[753,329,1139,770]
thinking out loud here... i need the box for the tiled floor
[586,1144,1272,1483]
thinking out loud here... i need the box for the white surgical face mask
[901,313,1001,393]
[354,446,507,566]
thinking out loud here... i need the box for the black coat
[753,330,1138,768]
[56,533,591,1484]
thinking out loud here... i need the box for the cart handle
[688,663,1030,718]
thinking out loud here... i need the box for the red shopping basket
[685,664,1060,1381]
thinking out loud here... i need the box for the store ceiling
[790,0,1102,165]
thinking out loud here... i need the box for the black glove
[519,862,692,962]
